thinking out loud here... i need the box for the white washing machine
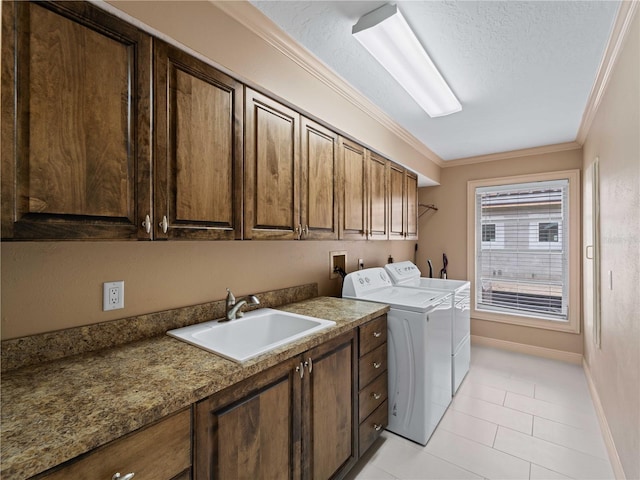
[343,268,452,445]
[385,261,471,395]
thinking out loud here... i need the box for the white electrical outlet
[103,281,124,311]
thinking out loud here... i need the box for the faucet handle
[247,294,260,306]
[226,288,236,307]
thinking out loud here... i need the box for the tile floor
[345,345,614,480]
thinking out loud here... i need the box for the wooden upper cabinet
[389,163,406,239]
[1,1,152,240]
[405,171,419,239]
[389,163,419,240]
[300,118,339,240]
[339,137,367,240]
[245,89,300,240]
[367,152,388,240]
[154,41,243,240]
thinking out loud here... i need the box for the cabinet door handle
[373,424,383,431]
[159,215,168,233]
[373,361,382,369]
[304,357,313,373]
[295,362,304,379]
[112,473,135,480]
[141,214,151,234]
[295,224,302,240]
[303,224,309,238]
[371,392,381,400]
[373,331,382,338]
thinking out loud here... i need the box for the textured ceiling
[250,1,620,161]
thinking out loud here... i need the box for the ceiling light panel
[353,3,461,118]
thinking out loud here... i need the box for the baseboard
[583,359,626,480]
[470,335,583,365]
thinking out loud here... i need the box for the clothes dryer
[385,261,471,395]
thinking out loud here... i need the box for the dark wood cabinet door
[303,331,358,480]
[194,357,302,480]
[405,171,419,240]
[245,89,300,240]
[368,152,388,240]
[154,41,243,240]
[37,409,191,480]
[1,1,152,240]
[389,163,406,239]
[339,137,367,240]
[300,117,339,240]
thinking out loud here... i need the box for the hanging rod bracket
[418,203,438,218]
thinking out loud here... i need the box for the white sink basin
[167,308,336,363]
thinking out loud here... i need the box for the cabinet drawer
[359,316,387,356]
[359,372,388,423]
[38,409,191,480]
[359,343,387,389]
[172,469,192,480]
[358,400,388,457]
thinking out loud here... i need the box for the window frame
[467,170,581,333]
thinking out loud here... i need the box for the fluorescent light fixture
[353,3,461,118]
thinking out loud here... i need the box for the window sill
[472,308,580,334]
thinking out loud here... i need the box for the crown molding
[576,0,639,144]
[441,141,582,168]
[213,1,445,168]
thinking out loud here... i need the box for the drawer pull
[373,424,383,431]
[373,361,382,369]
[112,473,135,480]
[371,392,381,400]
[373,331,382,338]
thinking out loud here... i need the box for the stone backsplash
[1,283,318,372]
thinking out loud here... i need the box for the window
[481,222,505,249]
[538,222,559,243]
[467,170,580,333]
[482,224,496,242]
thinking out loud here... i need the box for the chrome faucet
[224,288,260,321]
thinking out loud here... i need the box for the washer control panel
[384,261,421,283]
[342,268,392,297]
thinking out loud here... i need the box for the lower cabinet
[33,317,387,480]
[35,409,192,480]
[304,333,358,479]
[357,316,388,456]
[194,331,358,480]
[194,355,303,479]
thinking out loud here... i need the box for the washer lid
[385,261,471,293]
[344,286,451,313]
[343,267,452,312]
[414,278,470,293]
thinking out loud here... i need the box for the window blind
[475,179,569,321]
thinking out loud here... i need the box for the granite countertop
[0,297,388,479]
